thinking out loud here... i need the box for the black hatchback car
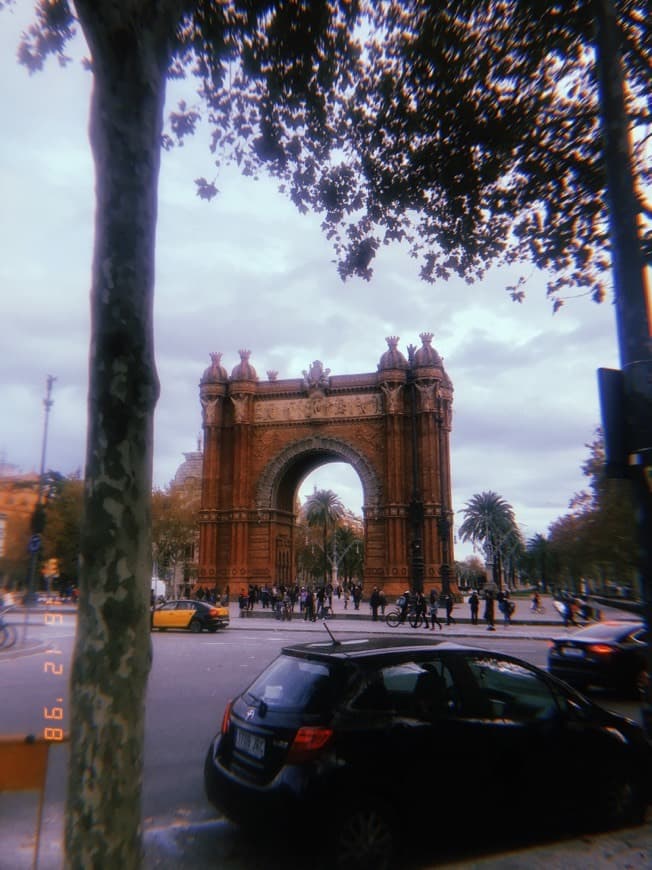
[548,620,648,698]
[204,636,652,869]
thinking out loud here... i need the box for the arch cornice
[255,436,382,510]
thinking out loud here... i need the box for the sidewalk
[225,591,635,638]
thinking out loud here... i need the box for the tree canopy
[303,488,346,584]
[546,429,637,589]
[15,1,650,310]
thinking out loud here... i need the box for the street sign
[28,534,42,553]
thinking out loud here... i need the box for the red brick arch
[197,338,455,599]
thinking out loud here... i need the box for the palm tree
[458,491,519,590]
[303,488,345,585]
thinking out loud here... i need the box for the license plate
[235,728,265,759]
[562,647,585,658]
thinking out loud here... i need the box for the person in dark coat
[370,587,381,621]
[484,590,496,631]
[468,590,479,625]
[414,590,429,629]
[444,593,456,625]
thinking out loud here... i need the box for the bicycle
[0,609,17,650]
[385,607,425,629]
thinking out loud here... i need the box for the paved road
[1,594,649,869]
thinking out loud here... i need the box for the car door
[154,601,190,629]
[173,601,195,629]
[341,657,467,812]
[448,653,579,817]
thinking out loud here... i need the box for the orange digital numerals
[44,727,64,741]
[43,706,64,720]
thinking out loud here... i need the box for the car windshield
[244,654,336,714]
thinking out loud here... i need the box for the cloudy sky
[0,7,623,559]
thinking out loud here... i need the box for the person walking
[484,589,496,631]
[304,588,315,622]
[468,590,479,625]
[429,588,443,630]
[414,590,429,628]
[370,587,381,621]
[379,588,386,617]
[444,592,456,626]
[498,592,514,626]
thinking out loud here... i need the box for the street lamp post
[25,375,56,604]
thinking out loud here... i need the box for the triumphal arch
[196,333,455,599]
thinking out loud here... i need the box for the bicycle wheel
[409,614,423,629]
[385,610,400,628]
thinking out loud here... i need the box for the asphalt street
[1,594,650,869]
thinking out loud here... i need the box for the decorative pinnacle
[419,332,434,345]
[386,336,400,348]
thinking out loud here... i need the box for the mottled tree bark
[65,4,181,867]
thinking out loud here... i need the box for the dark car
[548,620,648,699]
[151,598,229,632]
[204,636,652,869]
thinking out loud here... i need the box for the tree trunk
[64,5,177,867]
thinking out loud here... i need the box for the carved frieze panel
[253,392,382,424]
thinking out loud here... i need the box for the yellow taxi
[152,599,229,633]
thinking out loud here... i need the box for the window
[464,656,559,722]
[245,656,335,714]
[354,658,455,719]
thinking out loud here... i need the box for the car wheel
[598,769,644,829]
[335,801,394,870]
[189,619,202,633]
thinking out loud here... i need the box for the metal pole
[594,0,652,734]
[25,376,56,605]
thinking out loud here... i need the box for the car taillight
[221,699,233,735]
[286,726,333,764]
[588,644,615,655]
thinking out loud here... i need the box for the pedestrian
[484,590,496,631]
[370,587,381,621]
[379,588,386,617]
[468,590,479,625]
[444,593,456,625]
[352,584,362,611]
[429,588,443,630]
[415,590,429,628]
[498,592,513,626]
[304,589,316,621]
[398,590,410,624]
